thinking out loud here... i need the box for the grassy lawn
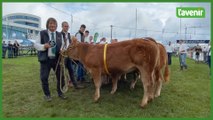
[2,56,211,118]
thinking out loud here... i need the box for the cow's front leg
[92,70,101,102]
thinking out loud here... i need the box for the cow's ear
[71,36,78,44]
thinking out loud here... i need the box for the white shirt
[203,47,208,52]
[61,32,71,50]
[34,33,45,51]
[84,36,90,43]
[208,45,211,56]
[34,30,64,51]
[76,33,82,42]
[165,44,173,53]
[179,44,187,53]
[34,30,56,51]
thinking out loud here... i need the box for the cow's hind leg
[92,70,102,102]
[139,68,155,108]
[155,69,163,98]
[148,71,155,102]
[111,75,120,94]
[130,71,140,90]
[155,79,162,98]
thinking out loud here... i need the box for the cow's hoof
[148,98,153,103]
[140,103,147,109]
[154,94,160,98]
[130,84,135,90]
[93,97,100,102]
[155,95,160,98]
[140,101,148,108]
[148,96,154,103]
[110,90,115,94]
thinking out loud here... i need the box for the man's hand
[44,43,51,49]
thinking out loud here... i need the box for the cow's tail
[163,63,170,82]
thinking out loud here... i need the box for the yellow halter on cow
[103,44,110,75]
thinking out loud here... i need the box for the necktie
[48,32,56,58]
[51,32,54,41]
[64,33,68,49]
[51,32,56,56]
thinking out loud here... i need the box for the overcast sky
[2,2,211,44]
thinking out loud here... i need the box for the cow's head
[67,37,80,60]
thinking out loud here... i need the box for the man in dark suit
[34,18,67,101]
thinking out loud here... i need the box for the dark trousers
[77,62,85,81]
[64,58,77,87]
[208,56,211,68]
[8,47,13,58]
[40,59,64,96]
[203,52,207,62]
[14,48,19,57]
[2,48,7,58]
[167,52,172,65]
[208,56,211,75]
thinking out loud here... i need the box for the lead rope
[55,53,69,93]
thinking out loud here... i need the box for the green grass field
[2,56,211,118]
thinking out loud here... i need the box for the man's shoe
[180,66,183,70]
[44,95,52,102]
[58,94,68,100]
[68,81,74,87]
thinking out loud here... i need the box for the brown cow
[67,37,160,108]
[155,42,170,97]
[130,40,170,98]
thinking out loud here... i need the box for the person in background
[207,42,211,76]
[165,41,173,65]
[75,24,86,83]
[89,35,94,44]
[13,40,20,58]
[195,44,202,63]
[34,17,67,101]
[203,46,208,63]
[2,41,8,58]
[99,37,107,44]
[111,39,118,43]
[61,21,84,89]
[179,40,188,70]
[75,24,86,42]
[8,41,13,58]
[84,30,90,43]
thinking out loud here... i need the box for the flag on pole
[94,32,99,43]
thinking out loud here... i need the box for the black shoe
[180,66,183,70]
[58,94,68,100]
[44,95,52,102]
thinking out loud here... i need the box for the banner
[176,40,210,44]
